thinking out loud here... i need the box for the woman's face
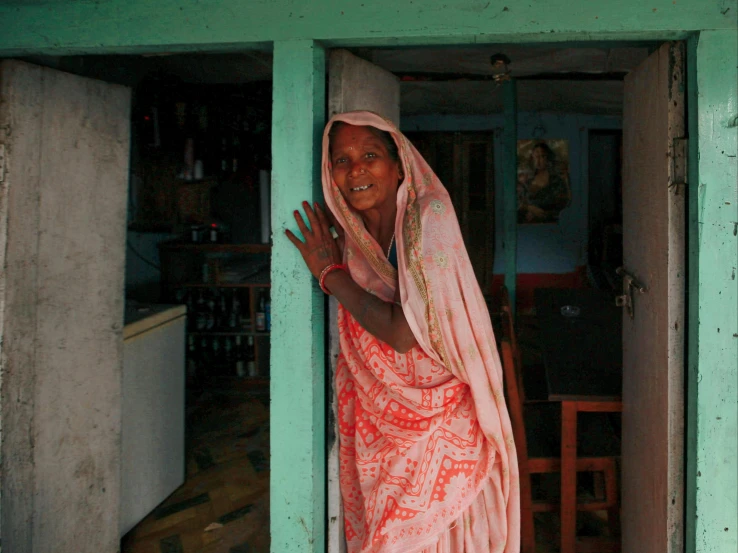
[330,124,402,214]
[532,146,548,171]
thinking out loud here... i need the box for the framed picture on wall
[517,139,571,224]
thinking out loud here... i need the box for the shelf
[181,282,270,288]
[190,331,270,337]
[159,242,272,253]
[195,375,270,389]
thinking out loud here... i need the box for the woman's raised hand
[285,201,343,279]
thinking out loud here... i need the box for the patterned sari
[322,111,519,553]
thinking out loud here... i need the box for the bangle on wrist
[319,263,347,295]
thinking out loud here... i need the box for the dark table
[534,287,623,553]
[535,287,622,401]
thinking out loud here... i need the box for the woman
[286,111,519,553]
[518,142,570,224]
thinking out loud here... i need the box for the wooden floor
[121,345,613,553]
[122,385,271,553]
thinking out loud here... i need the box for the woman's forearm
[324,270,418,353]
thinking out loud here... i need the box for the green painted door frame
[270,40,327,553]
[0,4,735,553]
[685,30,738,553]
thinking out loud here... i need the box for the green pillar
[503,79,518,309]
[686,30,738,553]
[270,39,326,553]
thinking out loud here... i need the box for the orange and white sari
[323,111,520,553]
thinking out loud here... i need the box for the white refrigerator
[121,303,187,536]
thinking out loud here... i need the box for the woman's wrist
[322,266,351,295]
[319,263,348,295]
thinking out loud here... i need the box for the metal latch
[615,267,647,319]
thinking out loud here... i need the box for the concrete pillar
[270,40,327,553]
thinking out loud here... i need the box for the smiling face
[329,123,402,216]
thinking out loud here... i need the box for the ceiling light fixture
[490,53,512,83]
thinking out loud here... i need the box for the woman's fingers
[293,208,311,238]
[314,203,332,231]
[284,229,305,251]
[302,201,323,239]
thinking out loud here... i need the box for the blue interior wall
[401,112,622,274]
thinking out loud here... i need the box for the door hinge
[670,137,687,194]
[0,144,5,183]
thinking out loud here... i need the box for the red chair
[498,334,621,553]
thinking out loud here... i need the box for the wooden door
[404,131,496,291]
[0,60,130,551]
[327,49,401,553]
[621,42,685,553]
[459,133,495,292]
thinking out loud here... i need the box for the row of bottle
[187,334,261,378]
[176,287,271,332]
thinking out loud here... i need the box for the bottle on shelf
[220,137,229,176]
[206,292,216,331]
[239,292,251,330]
[255,293,266,332]
[246,336,257,377]
[212,337,221,366]
[224,336,234,367]
[199,336,210,368]
[195,290,208,331]
[229,290,241,329]
[231,133,240,173]
[218,291,228,329]
[235,335,246,378]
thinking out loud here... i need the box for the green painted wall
[1,2,736,553]
[0,0,735,55]
[686,30,738,553]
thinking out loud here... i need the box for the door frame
[273,35,736,553]
[0,29,735,553]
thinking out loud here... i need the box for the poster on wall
[517,139,571,224]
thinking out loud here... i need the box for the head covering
[324,111,519,553]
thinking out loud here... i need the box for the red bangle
[319,263,347,295]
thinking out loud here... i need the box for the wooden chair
[499,337,622,553]
[499,286,550,403]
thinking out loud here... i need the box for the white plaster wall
[0,60,130,552]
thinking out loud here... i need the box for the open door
[621,42,685,553]
[0,60,130,551]
[326,49,400,553]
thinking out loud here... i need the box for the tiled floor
[122,385,271,553]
